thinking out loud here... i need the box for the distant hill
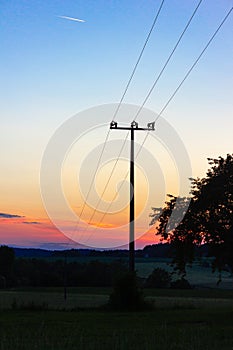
[13,248,52,258]
[12,243,209,259]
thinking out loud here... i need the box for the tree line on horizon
[0,245,192,290]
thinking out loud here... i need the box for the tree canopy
[150,154,233,275]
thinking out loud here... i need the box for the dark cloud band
[0,213,24,219]
[22,221,41,225]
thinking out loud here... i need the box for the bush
[108,272,147,311]
[144,268,171,288]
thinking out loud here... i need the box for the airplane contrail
[57,15,85,23]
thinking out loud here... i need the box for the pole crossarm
[110,120,155,131]
[109,120,155,272]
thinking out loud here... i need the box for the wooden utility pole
[110,120,155,272]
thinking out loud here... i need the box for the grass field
[2,287,233,310]
[1,287,233,349]
[0,307,233,349]
[135,259,233,289]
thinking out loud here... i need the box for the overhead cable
[86,0,203,229]
[91,4,233,233]
[73,0,165,232]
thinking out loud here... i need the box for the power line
[87,135,127,226]
[78,129,111,221]
[70,129,111,242]
[157,5,233,119]
[97,170,129,228]
[90,4,233,234]
[133,0,203,121]
[75,1,165,231]
[136,4,233,158]
[83,0,203,231]
[112,0,165,121]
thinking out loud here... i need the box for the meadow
[0,286,233,349]
[1,286,233,310]
[0,298,233,349]
[135,259,233,289]
[1,257,233,349]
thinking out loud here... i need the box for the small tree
[144,268,171,288]
[108,272,146,311]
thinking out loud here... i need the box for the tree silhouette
[109,271,145,311]
[0,245,15,287]
[150,154,233,275]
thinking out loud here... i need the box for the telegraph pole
[110,120,155,272]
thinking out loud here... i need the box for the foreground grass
[2,287,233,310]
[1,288,233,349]
[0,308,233,350]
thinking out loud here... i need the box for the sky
[1,0,232,250]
